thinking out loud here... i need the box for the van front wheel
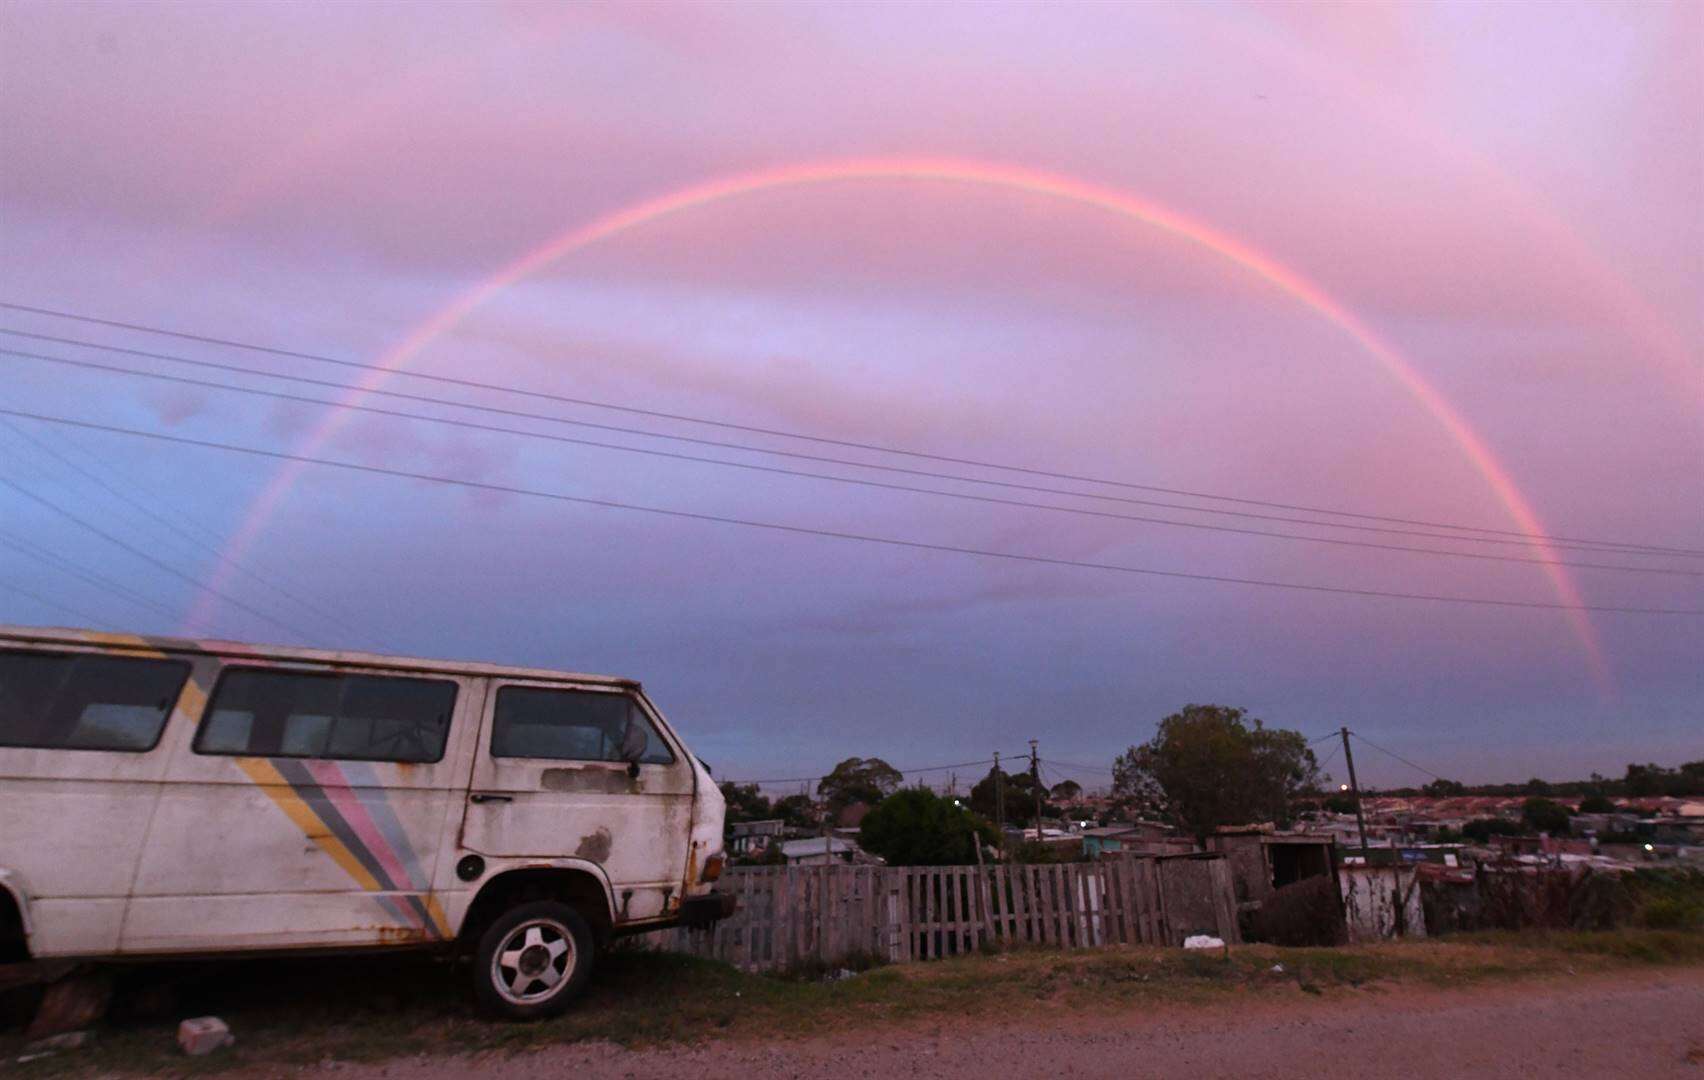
[473,901,594,1020]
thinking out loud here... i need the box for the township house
[719,791,1703,953]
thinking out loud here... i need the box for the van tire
[472,901,594,1020]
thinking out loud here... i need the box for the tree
[1049,779,1084,803]
[771,793,820,829]
[969,766,1044,827]
[818,757,903,816]
[1522,797,1571,836]
[1523,778,1553,797]
[1111,705,1321,841]
[858,788,995,866]
[1462,817,1524,842]
[1422,778,1466,797]
[718,782,772,824]
[1578,794,1615,814]
[1322,793,1359,815]
[1624,763,1665,797]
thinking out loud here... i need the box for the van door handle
[469,793,513,804]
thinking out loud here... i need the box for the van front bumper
[678,891,737,928]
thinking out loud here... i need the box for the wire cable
[4,307,1697,558]
[0,418,366,640]
[726,755,1012,787]
[0,472,318,640]
[1043,758,1118,774]
[4,407,1699,617]
[1347,731,1449,783]
[0,577,116,631]
[1315,740,1342,775]
[0,531,186,625]
[16,333,1691,565]
[11,345,1697,578]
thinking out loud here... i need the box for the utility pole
[1340,726,1370,854]
[993,751,1005,859]
[1030,740,1044,845]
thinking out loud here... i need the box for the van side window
[0,648,189,752]
[195,668,456,763]
[491,687,675,764]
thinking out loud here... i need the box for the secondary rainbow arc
[195,156,1610,689]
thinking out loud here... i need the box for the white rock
[177,1016,234,1057]
[1182,935,1225,950]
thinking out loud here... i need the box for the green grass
[4,929,1702,1077]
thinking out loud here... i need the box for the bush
[1628,868,1704,931]
[1463,817,1524,843]
[858,788,994,866]
[1010,841,1086,864]
[1640,897,1702,930]
[1522,798,1572,836]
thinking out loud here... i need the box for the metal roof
[0,623,639,689]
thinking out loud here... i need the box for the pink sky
[1,1,1698,787]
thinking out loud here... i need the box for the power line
[18,334,1692,566]
[15,346,1696,579]
[0,577,115,631]
[727,755,1014,787]
[5,406,1700,617]
[1315,740,1342,776]
[0,472,318,641]
[0,417,367,641]
[1043,758,1117,774]
[0,530,187,625]
[1348,731,1448,783]
[4,305,1697,558]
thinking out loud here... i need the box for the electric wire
[1043,758,1117,774]
[15,332,1690,564]
[9,344,1697,578]
[0,530,187,625]
[5,407,1699,616]
[0,417,366,640]
[1347,731,1449,783]
[1315,740,1343,777]
[0,472,318,640]
[3,305,1697,558]
[0,577,115,631]
[726,755,1017,787]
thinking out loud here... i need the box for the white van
[0,625,733,1019]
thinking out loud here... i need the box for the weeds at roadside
[3,929,1701,1078]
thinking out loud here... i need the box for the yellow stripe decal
[235,757,385,893]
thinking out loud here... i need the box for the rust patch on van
[575,828,613,863]
[541,767,638,794]
[376,925,429,945]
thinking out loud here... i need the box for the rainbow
[196,156,1609,686]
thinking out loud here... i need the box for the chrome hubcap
[492,919,574,1004]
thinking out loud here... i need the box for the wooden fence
[645,855,1239,972]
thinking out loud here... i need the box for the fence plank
[954,865,967,947]
[1035,866,1053,945]
[665,857,1238,971]
[906,869,917,962]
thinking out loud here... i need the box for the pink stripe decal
[302,760,424,901]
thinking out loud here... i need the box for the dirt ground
[311,967,1704,1079]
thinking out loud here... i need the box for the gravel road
[321,968,1704,1079]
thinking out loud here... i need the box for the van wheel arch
[0,886,27,963]
[457,868,614,950]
